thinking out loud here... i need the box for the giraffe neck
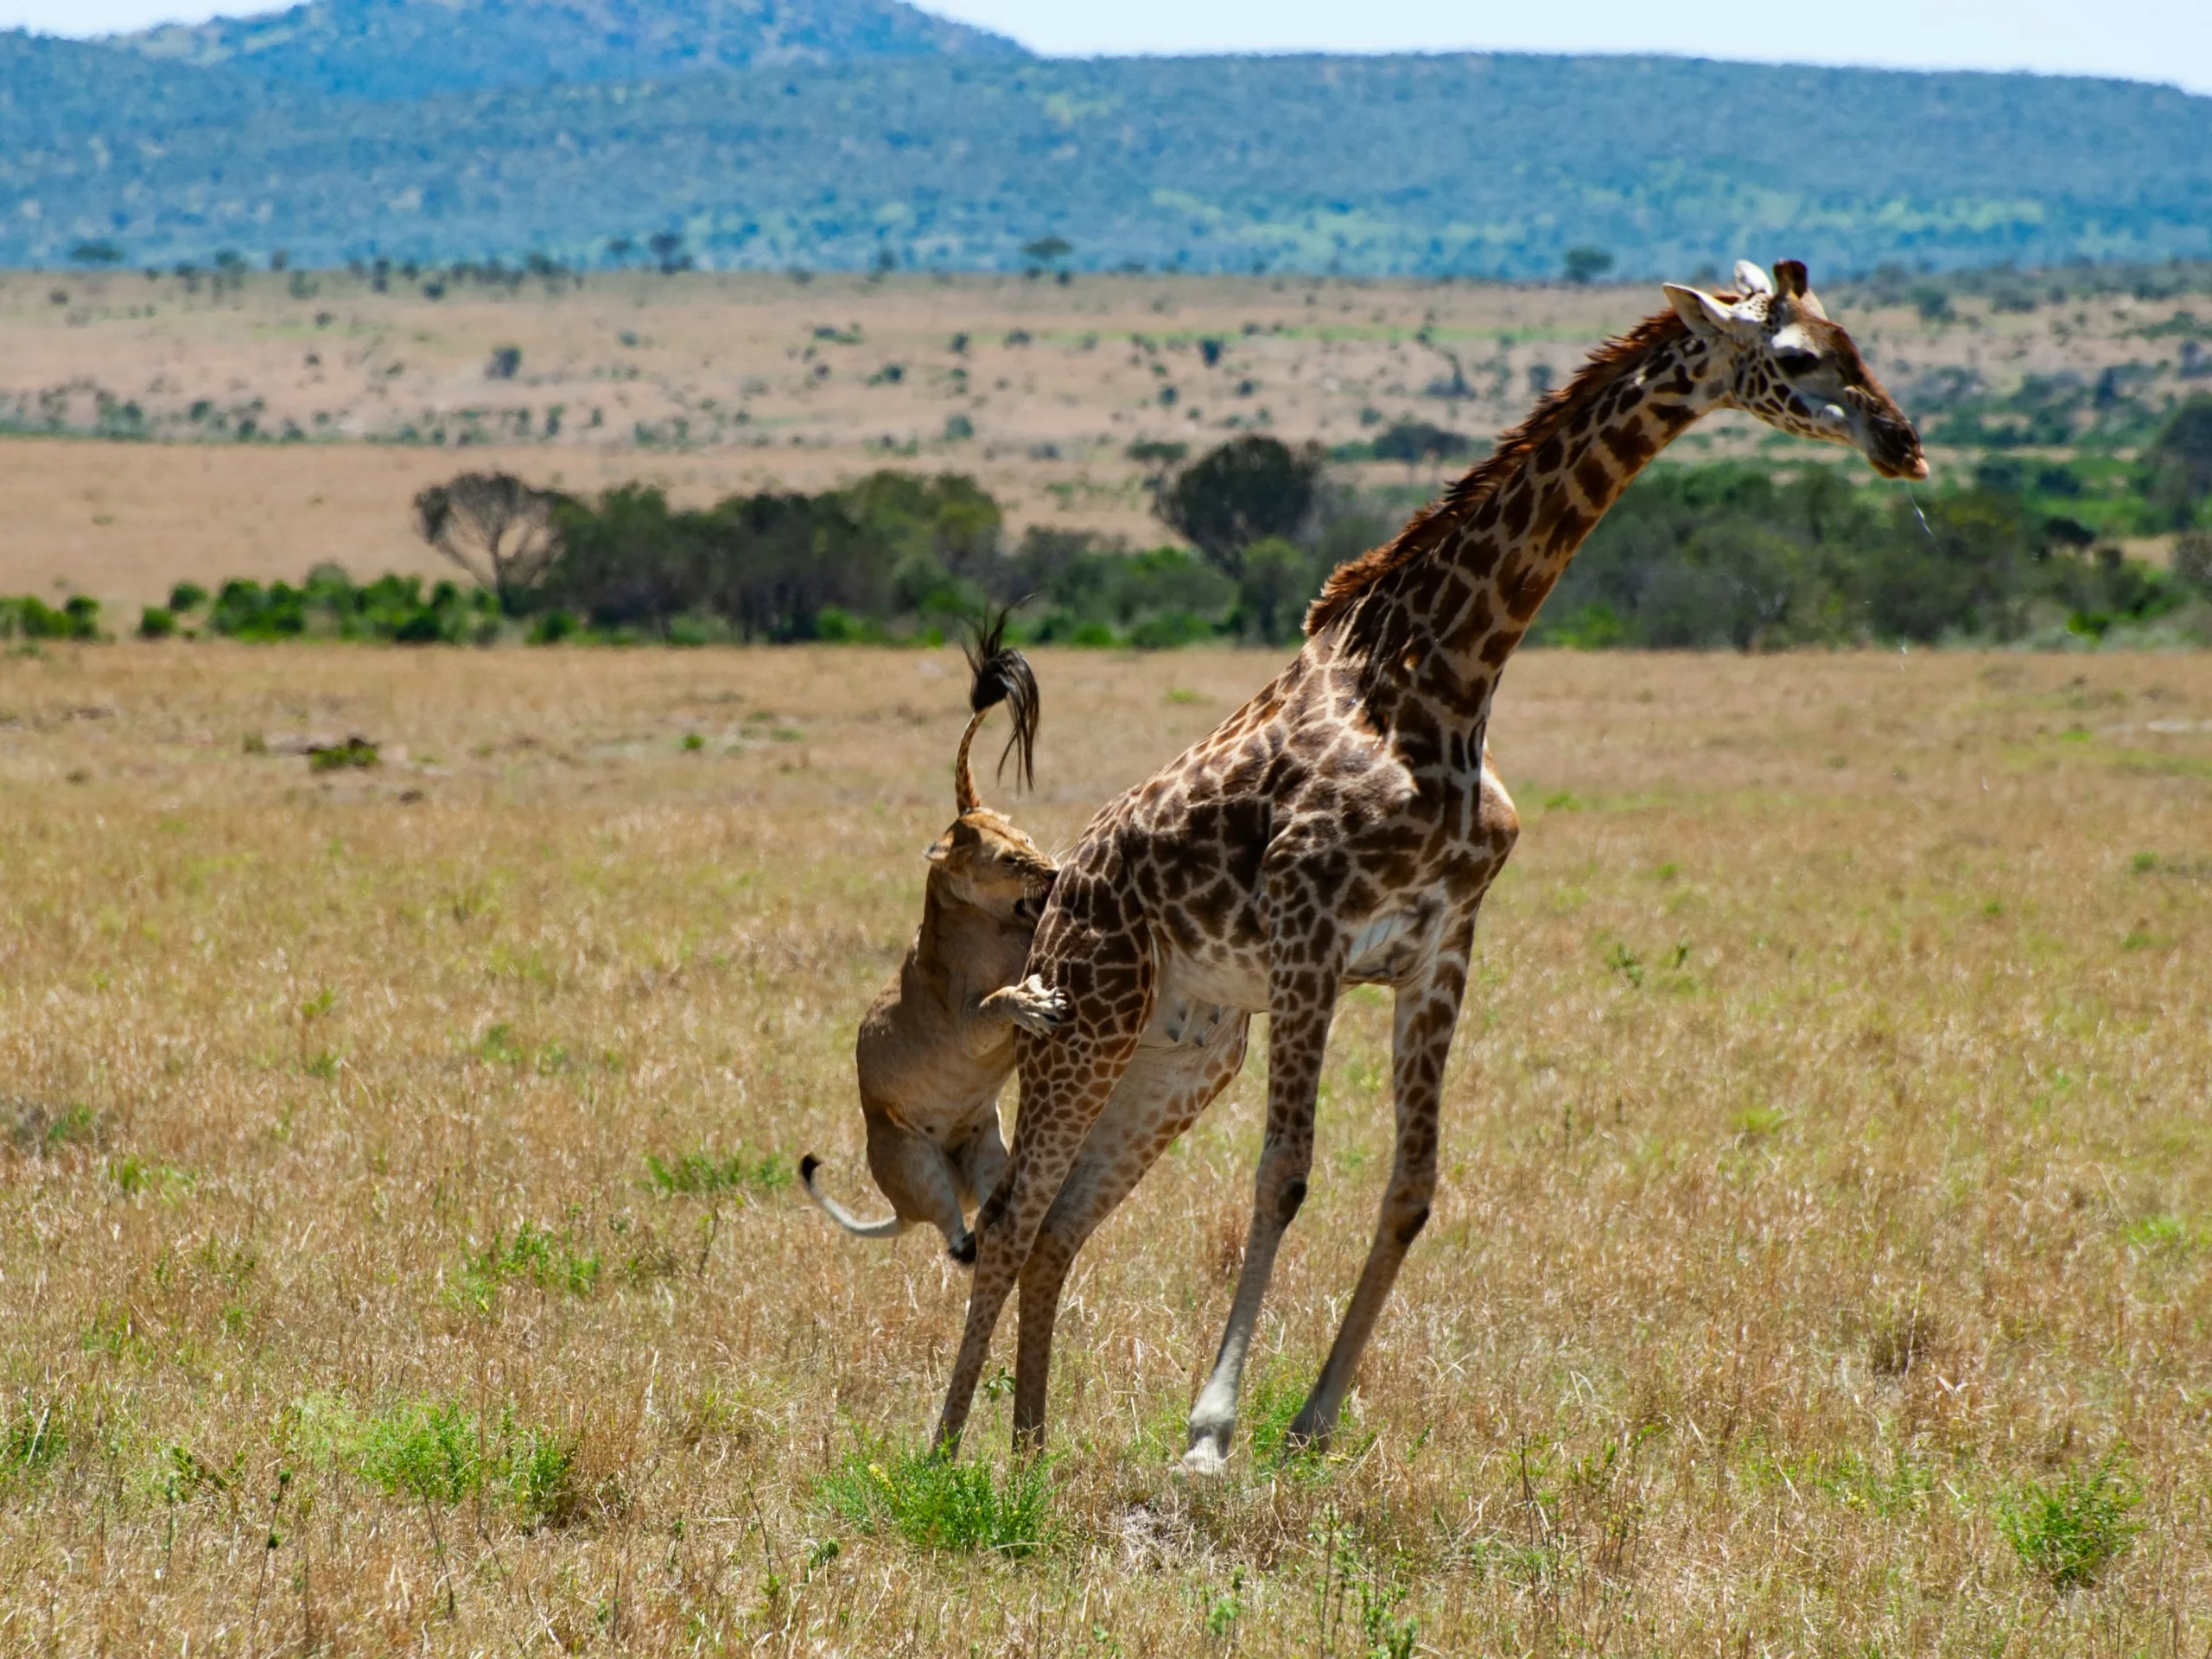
[1311,313,1732,721]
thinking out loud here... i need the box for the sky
[5,0,2209,96]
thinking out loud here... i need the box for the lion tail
[798,1154,906,1240]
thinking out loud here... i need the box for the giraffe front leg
[1184,990,1338,1475]
[1287,915,1473,1452]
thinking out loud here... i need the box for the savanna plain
[2,640,2209,1655]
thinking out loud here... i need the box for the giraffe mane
[1304,303,1705,643]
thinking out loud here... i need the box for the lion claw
[1006,975,1070,1036]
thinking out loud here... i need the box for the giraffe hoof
[1178,1437,1230,1478]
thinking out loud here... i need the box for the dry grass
[3,640,2210,1654]
[3,267,2184,604]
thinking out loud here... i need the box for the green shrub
[505,1425,586,1530]
[818,1443,1052,1556]
[355,1397,482,1508]
[137,605,177,639]
[1998,1455,2140,1591]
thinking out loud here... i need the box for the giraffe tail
[955,608,1039,812]
[798,1154,907,1240]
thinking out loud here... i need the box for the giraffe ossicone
[931,259,1926,1468]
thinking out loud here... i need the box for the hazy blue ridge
[109,0,1027,101]
[2,41,2207,274]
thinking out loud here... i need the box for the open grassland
[3,643,2211,1654]
[3,267,2199,603]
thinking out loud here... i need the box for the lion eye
[1776,348,1821,377]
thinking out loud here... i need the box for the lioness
[799,622,1065,1263]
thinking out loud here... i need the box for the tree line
[17,404,2209,652]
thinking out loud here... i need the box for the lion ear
[925,834,952,866]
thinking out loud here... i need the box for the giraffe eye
[1776,348,1821,377]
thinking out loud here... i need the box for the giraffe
[934,259,1926,1471]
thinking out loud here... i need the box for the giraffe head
[1665,258,1928,480]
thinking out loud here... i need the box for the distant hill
[111,0,1025,99]
[2,29,2208,276]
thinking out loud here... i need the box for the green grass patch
[110,1152,194,1197]
[1998,1455,2140,1591]
[817,1442,1051,1557]
[456,1220,602,1307]
[335,1395,592,1530]
[645,1145,793,1199]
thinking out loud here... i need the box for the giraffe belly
[1156,950,1268,1021]
[1344,891,1448,985]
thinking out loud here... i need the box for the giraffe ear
[1664,283,1745,342]
[1733,259,1776,298]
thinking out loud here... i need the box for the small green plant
[645,1146,793,1199]
[475,1022,525,1065]
[3,1398,67,1481]
[37,1101,99,1151]
[817,1443,1051,1556]
[111,1153,192,1197]
[1605,942,1644,988]
[1731,1105,1786,1141]
[138,605,178,639]
[457,1221,602,1307]
[680,731,705,752]
[1204,1568,1245,1641]
[1998,1455,2140,1591]
[505,1424,585,1531]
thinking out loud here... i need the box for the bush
[1368,420,1476,466]
[137,605,177,639]
[207,569,500,643]
[0,594,101,641]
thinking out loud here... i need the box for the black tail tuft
[799,1154,822,1184]
[948,1230,978,1266]
[963,607,1040,794]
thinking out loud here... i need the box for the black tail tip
[949,1231,977,1266]
[798,1154,822,1185]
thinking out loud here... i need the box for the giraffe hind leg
[932,995,1151,1455]
[1012,1016,1251,1450]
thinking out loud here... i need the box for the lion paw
[1005,975,1069,1036]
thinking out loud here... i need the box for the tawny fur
[800,626,1065,1262]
